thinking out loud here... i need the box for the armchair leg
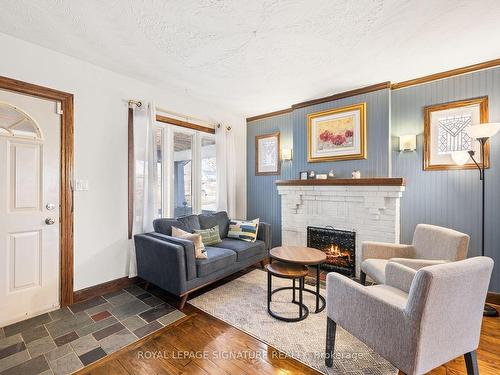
[360,271,366,286]
[325,317,337,367]
[260,260,265,269]
[464,351,479,375]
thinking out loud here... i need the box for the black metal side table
[266,261,309,322]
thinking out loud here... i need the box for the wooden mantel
[275,177,405,186]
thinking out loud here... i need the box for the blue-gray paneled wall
[247,67,500,292]
[247,89,391,248]
[392,67,500,292]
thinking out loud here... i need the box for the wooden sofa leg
[464,351,479,375]
[179,294,188,310]
[260,260,266,269]
[144,281,150,291]
[360,271,366,286]
[325,317,337,367]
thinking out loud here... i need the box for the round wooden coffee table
[270,246,326,313]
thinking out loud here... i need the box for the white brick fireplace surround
[276,178,405,277]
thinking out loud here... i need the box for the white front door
[0,89,61,327]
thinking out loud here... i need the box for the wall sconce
[281,148,293,161]
[399,134,416,151]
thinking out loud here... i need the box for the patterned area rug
[190,269,397,375]
[0,285,185,375]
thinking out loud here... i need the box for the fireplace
[307,226,355,277]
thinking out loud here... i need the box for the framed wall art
[423,97,489,170]
[255,132,280,175]
[307,103,367,162]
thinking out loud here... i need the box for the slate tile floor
[0,286,185,375]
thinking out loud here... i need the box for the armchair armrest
[326,273,412,365]
[361,241,414,263]
[134,234,195,295]
[385,261,417,293]
[257,222,271,250]
[389,258,447,270]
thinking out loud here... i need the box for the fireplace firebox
[307,226,355,277]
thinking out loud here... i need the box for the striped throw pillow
[194,225,222,246]
[228,219,259,242]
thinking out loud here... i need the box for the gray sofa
[134,211,271,309]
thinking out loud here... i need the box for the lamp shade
[466,123,500,139]
[399,134,416,151]
[281,148,292,161]
[451,151,470,166]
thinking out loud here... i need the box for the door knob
[45,218,56,225]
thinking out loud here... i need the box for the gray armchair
[360,224,469,285]
[326,257,493,375]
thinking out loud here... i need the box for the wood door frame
[0,75,74,307]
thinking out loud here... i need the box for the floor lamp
[466,122,500,317]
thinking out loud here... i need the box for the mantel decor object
[307,103,367,162]
[299,171,309,180]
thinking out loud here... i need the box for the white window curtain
[215,123,236,218]
[128,102,159,277]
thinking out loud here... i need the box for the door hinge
[56,102,63,115]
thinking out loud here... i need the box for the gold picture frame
[423,97,489,171]
[307,103,367,162]
[255,132,281,175]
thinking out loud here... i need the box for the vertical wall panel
[392,66,500,292]
[247,112,292,246]
[247,69,500,292]
[247,89,391,248]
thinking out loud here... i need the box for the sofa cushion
[212,238,266,262]
[172,227,207,259]
[196,247,237,277]
[177,214,201,233]
[228,219,259,242]
[153,218,186,235]
[194,225,222,246]
[199,211,230,238]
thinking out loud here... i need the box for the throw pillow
[228,218,259,242]
[194,225,222,246]
[172,226,207,259]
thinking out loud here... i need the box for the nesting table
[266,246,326,321]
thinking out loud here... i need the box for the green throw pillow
[194,225,222,246]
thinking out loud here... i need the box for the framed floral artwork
[255,132,280,175]
[307,103,366,162]
[423,97,489,170]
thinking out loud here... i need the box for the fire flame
[326,244,351,263]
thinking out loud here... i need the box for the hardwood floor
[77,270,500,375]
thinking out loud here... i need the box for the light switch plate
[74,179,89,191]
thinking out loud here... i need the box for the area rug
[0,285,185,375]
[190,269,397,375]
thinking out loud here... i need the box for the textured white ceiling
[1,0,500,116]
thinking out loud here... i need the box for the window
[173,131,194,216]
[154,121,217,218]
[201,136,217,213]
